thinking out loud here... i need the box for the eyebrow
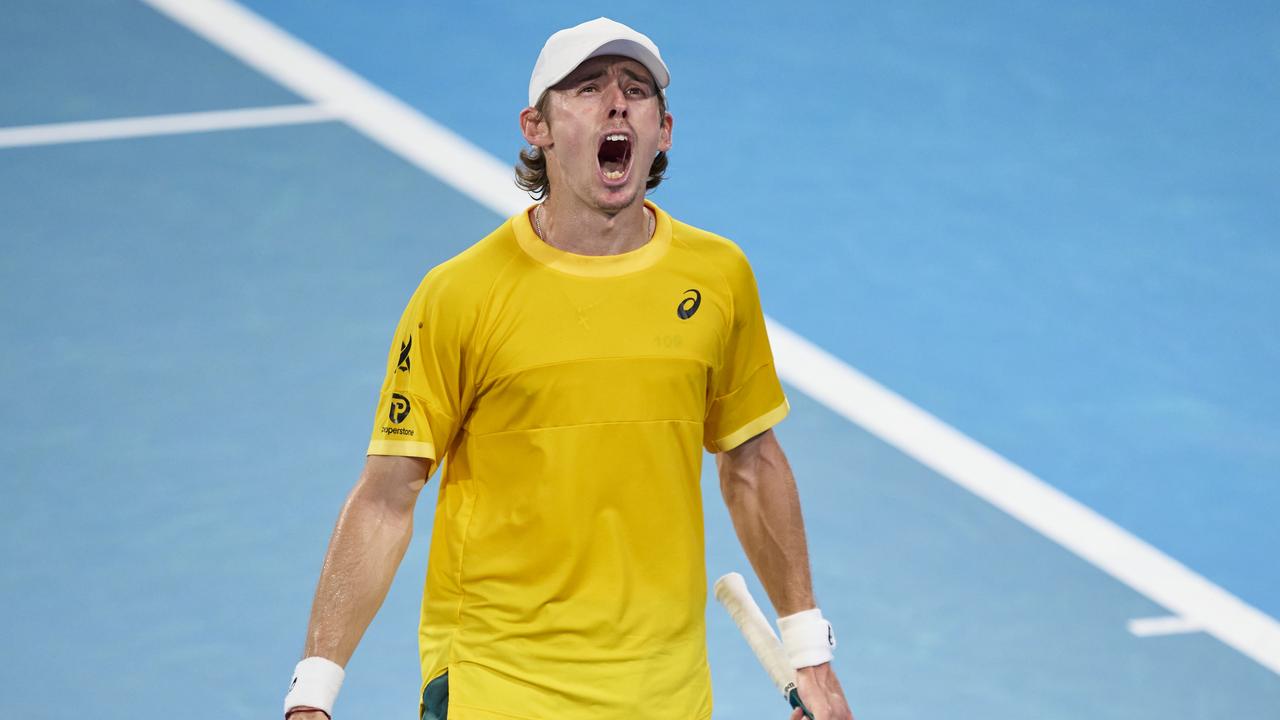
[568,69,607,85]
[565,66,654,88]
[620,68,654,86]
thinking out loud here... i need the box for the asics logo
[677,289,701,320]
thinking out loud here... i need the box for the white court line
[139,0,1280,676]
[1128,615,1205,637]
[768,324,1280,673]
[0,104,336,149]
[140,0,528,217]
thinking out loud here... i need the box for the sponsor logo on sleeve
[677,289,701,320]
[380,393,415,437]
[389,393,411,423]
[397,337,412,372]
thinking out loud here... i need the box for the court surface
[2,1,1277,718]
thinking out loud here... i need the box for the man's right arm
[286,454,432,720]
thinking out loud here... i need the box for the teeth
[605,134,627,142]
[603,170,624,179]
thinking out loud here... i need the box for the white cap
[528,17,670,107]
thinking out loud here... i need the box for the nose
[606,84,628,119]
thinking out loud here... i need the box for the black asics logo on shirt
[389,393,411,423]
[677,289,701,319]
[397,337,412,372]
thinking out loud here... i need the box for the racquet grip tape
[789,686,816,719]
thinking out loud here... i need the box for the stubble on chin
[595,170,653,214]
[594,190,642,214]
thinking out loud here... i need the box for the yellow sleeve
[703,252,789,452]
[367,269,474,462]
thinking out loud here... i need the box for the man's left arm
[717,428,854,720]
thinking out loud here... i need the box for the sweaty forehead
[557,55,656,87]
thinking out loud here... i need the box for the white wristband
[777,608,836,669]
[283,656,345,717]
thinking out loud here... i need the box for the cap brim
[581,38,670,89]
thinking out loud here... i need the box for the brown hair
[515,91,669,200]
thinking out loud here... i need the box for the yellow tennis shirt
[367,201,788,719]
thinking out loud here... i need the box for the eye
[579,84,598,94]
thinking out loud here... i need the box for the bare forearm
[302,465,421,664]
[721,432,854,718]
[717,429,815,615]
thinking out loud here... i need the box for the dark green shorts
[420,672,448,720]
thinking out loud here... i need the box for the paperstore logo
[389,393,411,423]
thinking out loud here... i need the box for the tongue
[601,157,626,176]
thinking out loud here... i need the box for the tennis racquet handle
[714,572,815,719]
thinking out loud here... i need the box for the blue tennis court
[2,1,1277,717]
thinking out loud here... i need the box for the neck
[534,195,652,256]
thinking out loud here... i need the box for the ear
[520,106,552,148]
[658,111,674,153]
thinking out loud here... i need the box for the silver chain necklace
[534,204,654,244]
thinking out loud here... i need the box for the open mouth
[597,133,632,182]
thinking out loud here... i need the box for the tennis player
[284,18,853,720]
